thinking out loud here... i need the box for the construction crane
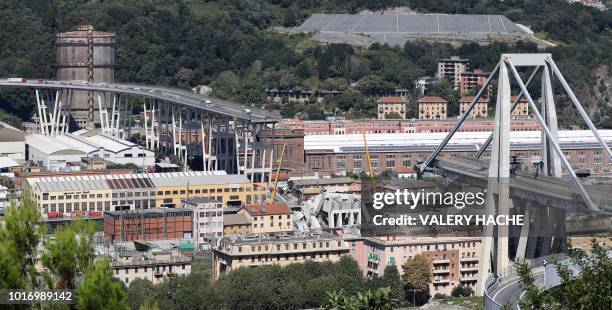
[269,144,286,204]
[361,125,376,191]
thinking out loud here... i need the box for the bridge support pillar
[515,204,531,260]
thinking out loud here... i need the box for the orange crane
[269,144,286,204]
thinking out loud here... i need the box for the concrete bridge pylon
[420,53,612,295]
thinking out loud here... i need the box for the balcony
[433,278,451,283]
[432,259,450,264]
[460,257,479,262]
[460,266,478,271]
[433,269,450,274]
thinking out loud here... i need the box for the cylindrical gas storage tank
[56,25,116,128]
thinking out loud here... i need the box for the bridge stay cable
[421,61,501,169]
[504,57,598,211]
[474,66,541,159]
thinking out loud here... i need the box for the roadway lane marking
[492,271,544,301]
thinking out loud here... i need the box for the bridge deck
[0,79,280,123]
[434,157,612,213]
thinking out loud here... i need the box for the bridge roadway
[0,79,280,123]
[433,157,612,214]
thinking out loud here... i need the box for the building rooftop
[378,97,406,103]
[104,208,193,217]
[243,203,292,216]
[304,130,612,153]
[460,96,488,103]
[220,231,343,245]
[223,213,251,226]
[290,177,354,187]
[0,157,21,169]
[26,170,248,193]
[418,96,448,103]
[182,197,222,205]
[0,121,25,142]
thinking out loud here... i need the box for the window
[336,156,346,170]
[353,155,363,169]
[386,154,396,168]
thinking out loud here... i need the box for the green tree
[0,196,42,288]
[401,254,432,306]
[451,284,474,297]
[127,279,155,310]
[323,287,398,310]
[380,264,403,302]
[516,239,612,309]
[77,258,129,310]
[41,220,95,289]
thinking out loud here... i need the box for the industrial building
[103,208,193,242]
[212,232,350,280]
[56,25,116,126]
[0,121,25,160]
[303,130,612,176]
[26,171,268,218]
[26,130,154,170]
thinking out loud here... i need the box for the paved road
[0,79,280,123]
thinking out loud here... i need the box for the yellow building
[239,203,293,234]
[418,96,448,120]
[26,171,267,218]
[459,96,488,119]
[212,232,350,280]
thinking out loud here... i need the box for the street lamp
[542,259,548,289]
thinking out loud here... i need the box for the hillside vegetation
[0,0,611,127]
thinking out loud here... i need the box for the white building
[182,197,224,248]
[0,121,25,161]
[26,130,154,170]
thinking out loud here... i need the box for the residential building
[239,203,294,234]
[459,69,488,95]
[418,96,448,120]
[511,96,530,117]
[182,197,224,245]
[212,232,351,280]
[377,97,407,120]
[460,96,488,119]
[391,166,418,179]
[437,56,469,88]
[223,213,252,235]
[0,121,25,160]
[103,208,193,242]
[415,77,438,96]
[354,236,481,296]
[110,251,191,286]
[302,130,612,176]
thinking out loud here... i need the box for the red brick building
[104,208,193,242]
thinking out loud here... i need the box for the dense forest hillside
[0,0,611,127]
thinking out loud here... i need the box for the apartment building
[239,203,294,234]
[354,236,481,296]
[511,96,530,116]
[460,96,488,119]
[223,213,252,235]
[377,97,407,120]
[103,208,193,242]
[437,56,469,88]
[110,251,192,286]
[418,96,448,120]
[212,232,351,280]
[459,69,488,95]
[182,197,224,245]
